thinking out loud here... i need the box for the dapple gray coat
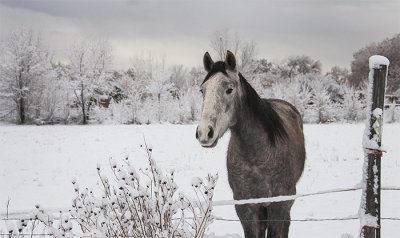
[196,51,306,238]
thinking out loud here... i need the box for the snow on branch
[1,145,218,238]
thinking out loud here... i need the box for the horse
[195,51,306,238]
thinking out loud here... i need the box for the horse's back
[264,98,306,183]
[264,98,303,130]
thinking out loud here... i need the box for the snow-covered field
[0,123,399,237]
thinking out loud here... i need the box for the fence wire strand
[213,217,400,222]
[1,187,399,237]
[1,218,400,237]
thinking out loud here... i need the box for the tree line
[0,28,399,125]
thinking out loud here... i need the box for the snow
[372,108,383,118]
[0,124,400,237]
[191,177,203,188]
[369,55,390,69]
[358,213,378,230]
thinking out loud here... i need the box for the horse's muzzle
[196,125,217,147]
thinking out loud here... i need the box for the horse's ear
[203,52,214,73]
[225,50,237,71]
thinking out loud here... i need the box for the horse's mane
[239,73,287,145]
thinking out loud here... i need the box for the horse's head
[196,50,241,148]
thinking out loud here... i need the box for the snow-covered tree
[322,74,344,103]
[385,89,400,123]
[146,69,175,123]
[280,55,322,79]
[175,86,202,123]
[271,78,312,119]
[0,27,53,124]
[179,66,206,122]
[384,103,400,123]
[341,85,365,122]
[169,64,189,93]
[329,65,350,85]
[114,69,147,124]
[310,75,335,123]
[67,39,113,124]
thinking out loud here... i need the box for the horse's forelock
[201,61,228,86]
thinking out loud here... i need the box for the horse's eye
[226,88,233,94]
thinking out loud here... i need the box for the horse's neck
[229,77,274,156]
[229,104,270,157]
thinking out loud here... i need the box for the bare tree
[209,30,256,71]
[349,34,400,92]
[239,40,256,72]
[210,30,240,61]
[282,55,322,79]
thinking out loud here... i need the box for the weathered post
[360,55,389,238]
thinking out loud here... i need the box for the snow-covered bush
[271,79,312,119]
[384,103,400,123]
[322,74,344,103]
[310,75,336,123]
[90,105,112,124]
[178,87,202,123]
[341,86,366,122]
[7,145,218,238]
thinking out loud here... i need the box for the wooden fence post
[361,55,389,238]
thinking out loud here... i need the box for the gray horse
[196,51,306,238]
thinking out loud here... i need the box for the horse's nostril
[207,125,214,139]
[195,128,199,139]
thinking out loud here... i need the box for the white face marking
[197,72,240,147]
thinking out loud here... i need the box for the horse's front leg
[266,201,293,238]
[235,204,268,238]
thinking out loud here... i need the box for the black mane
[239,73,287,145]
[201,61,228,85]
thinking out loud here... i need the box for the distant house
[385,95,400,109]
[90,97,111,108]
[386,95,400,105]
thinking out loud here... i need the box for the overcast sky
[0,0,399,72]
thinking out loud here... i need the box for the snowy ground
[0,123,399,237]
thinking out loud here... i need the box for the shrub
[3,145,218,238]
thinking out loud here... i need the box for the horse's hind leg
[266,201,293,238]
[235,204,268,238]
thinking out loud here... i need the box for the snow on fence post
[360,55,389,238]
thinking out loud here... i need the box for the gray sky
[0,0,399,72]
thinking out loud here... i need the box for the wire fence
[212,187,362,206]
[1,186,399,237]
[1,217,400,237]
[214,217,400,222]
